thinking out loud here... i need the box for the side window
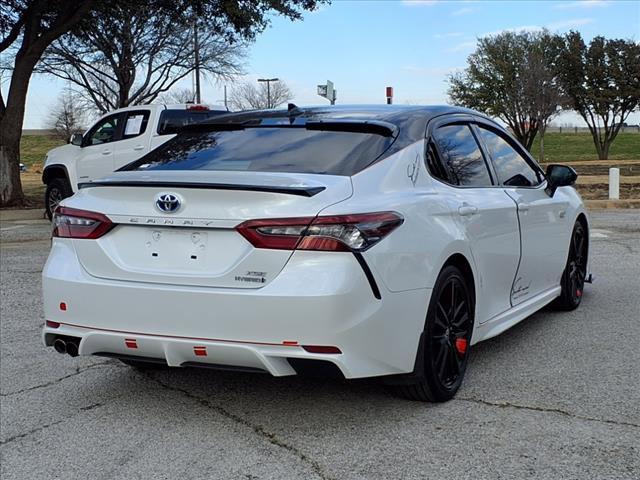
[425,141,450,183]
[476,127,541,187]
[122,111,150,139]
[86,114,122,146]
[433,124,493,187]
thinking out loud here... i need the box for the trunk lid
[65,170,352,288]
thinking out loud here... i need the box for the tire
[393,265,474,402]
[552,220,588,311]
[45,177,73,220]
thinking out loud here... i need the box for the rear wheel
[552,220,587,311]
[45,177,73,220]
[395,265,474,402]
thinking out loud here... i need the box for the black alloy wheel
[430,274,473,390]
[553,220,588,311]
[394,265,474,402]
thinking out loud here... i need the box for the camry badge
[155,193,182,213]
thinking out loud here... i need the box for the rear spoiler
[77,181,326,197]
[180,119,398,137]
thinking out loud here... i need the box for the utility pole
[194,19,201,104]
[224,85,228,110]
[258,78,279,109]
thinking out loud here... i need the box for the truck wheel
[45,177,73,220]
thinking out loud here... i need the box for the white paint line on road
[0,225,25,232]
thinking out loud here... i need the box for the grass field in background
[15,132,640,207]
[20,135,66,168]
[530,132,639,162]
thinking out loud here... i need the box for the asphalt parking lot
[1,210,638,480]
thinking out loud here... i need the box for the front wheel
[394,265,474,402]
[552,220,588,311]
[45,177,73,220]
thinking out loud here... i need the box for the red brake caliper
[455,338,468,355]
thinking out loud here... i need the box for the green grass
[20,135,66,168]
[530,132,640,162]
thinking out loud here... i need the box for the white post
[609,168,620,200]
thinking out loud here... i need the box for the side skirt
[471,286,561,345]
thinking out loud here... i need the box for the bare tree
[229,80,294,111]
[47,92,87,140]
[37,4,245,114]
[157,88,197,105]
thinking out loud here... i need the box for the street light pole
[193,18,201,103]
[258,78,279,109]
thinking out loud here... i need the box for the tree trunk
[539,128,545,163]
[0,139,23,207]
[0,51,39,207]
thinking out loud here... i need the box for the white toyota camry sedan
[42,105,591,402]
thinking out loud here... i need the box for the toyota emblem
[155,193,182,213]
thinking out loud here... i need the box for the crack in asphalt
[0,402,105,446]
[456,396,640,428]
[0,361,115,398]
[145,373,336,480]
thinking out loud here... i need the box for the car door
[76,113,124,183]
[112,109,152,169]
[474,124,569,304]
[429,120,521,324]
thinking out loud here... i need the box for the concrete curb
[585,199,640,209]
[0,209,46,221]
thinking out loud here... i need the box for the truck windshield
[157,109,227,135]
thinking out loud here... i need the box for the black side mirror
[70,133,83,146]
[545,164,577,197]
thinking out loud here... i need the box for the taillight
[236,212,403,252]
[52,206,114,239]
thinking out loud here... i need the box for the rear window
[124,127,395,176]
[157,110,227,135]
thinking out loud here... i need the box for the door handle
[458,204,478,216]
[518,202,530,212]
[101,149,112,155]
[133,145,145,151]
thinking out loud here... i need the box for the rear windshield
[157,110,227,135]
[124,127,395,176]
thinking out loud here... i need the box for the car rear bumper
[43,239,430,378]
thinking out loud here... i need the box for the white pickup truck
[42,103,227,218]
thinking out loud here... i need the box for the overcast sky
[10,0,640,129]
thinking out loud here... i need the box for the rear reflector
[302,345,342,354]
[193,346,207,356]
[125,339,138,349]
[53,206,114,239]
[46,320,61,328]
[236,212,403,252]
